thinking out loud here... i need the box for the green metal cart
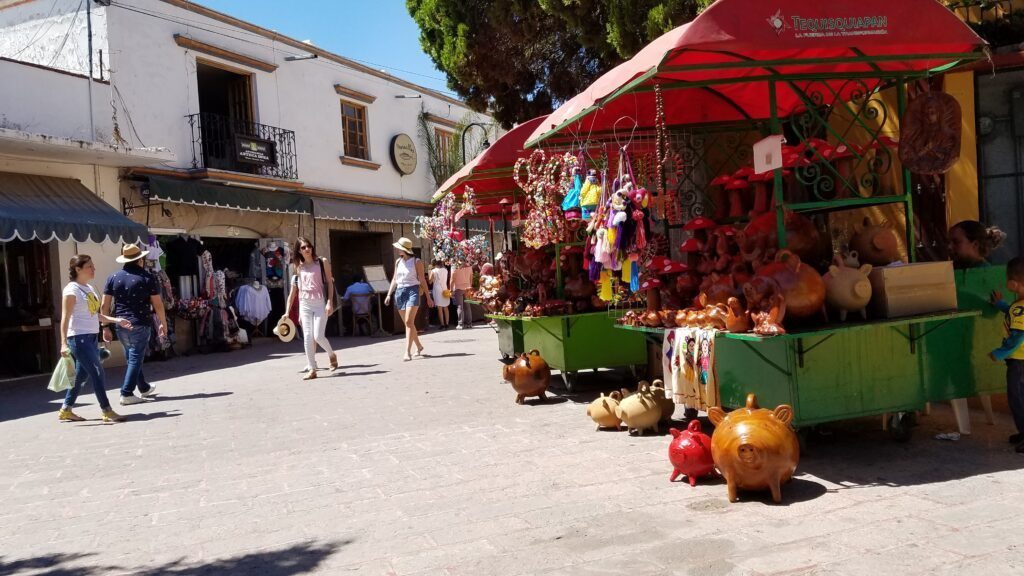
[489,311,647,391]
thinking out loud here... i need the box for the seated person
[342,275,375,316]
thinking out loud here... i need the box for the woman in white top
[429,259,451,330]
[384,237,434,361]
[58,255,131,422]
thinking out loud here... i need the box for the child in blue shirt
[990,257,1024,451]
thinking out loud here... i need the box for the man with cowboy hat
[101,243,167,406]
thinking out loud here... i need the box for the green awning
[0,171,148,243]
[149,177,311,214]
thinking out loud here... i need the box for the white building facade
[0,0,492,371]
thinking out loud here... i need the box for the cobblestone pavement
[2,326,1024,575]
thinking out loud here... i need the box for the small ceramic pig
[649,379,676,422]
[615,381,662,436]
[850,217,900,266]
[708,394,800,503]
[668,420,716,486]
[502,349,550,404]
[586,391,623,430]
[823,255,873,321]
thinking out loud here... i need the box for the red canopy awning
[433,115,548,213]
[526,0,986,147]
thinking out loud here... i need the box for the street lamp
[461,123,491,165]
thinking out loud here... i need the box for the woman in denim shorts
[385,237,434,361]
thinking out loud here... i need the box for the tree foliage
[408,0,711,127]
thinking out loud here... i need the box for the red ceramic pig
[708,394,800,503]
[668,420,716,486]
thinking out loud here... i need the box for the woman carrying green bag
[58,255,131,423]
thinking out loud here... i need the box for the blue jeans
[1007,359,1024,434]
[117,325,153,397]
[395,285,420,310]
[64,334,112,410]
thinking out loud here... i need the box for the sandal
[303,370,318,380]
[403,353,412,362]
[329,353,339,372]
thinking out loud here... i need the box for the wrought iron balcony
[187,112,298,180]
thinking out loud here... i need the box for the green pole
[769,79,787,248]
[897,77,917,262]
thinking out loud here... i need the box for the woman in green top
[949,220,1006,269]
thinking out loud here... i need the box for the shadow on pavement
[333,370,389,378]
[0,540,347,576]
[419,352,473,359]
[154,392,233,402]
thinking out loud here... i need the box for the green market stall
[523,0,991,436]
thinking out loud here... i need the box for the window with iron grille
[341,101,369,160]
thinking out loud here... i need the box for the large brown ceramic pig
[708,394,799,504]
[502,349,550,404]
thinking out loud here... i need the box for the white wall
[0,0,108,79]
[0,58,112,142]
[100,0,492,202]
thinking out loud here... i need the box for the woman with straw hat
[385,237,433,361]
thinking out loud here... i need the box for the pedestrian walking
[282,237,338,380]
[58,255,131,422]
[101,244,167,406]
[384,237,433,361]
[429,260,451,330]
[450,265,473,329]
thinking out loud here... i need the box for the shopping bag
[47,355,75,393]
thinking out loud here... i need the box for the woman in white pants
[283,237,337,380]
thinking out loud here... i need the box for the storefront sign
[767,9,889,39]
[235,135,278,166]
[390,133,418,176]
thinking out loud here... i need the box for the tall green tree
[408,0,711,128]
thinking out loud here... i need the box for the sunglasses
[300,245,312,251]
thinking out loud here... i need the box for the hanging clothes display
[235,283,273,325]
[663,327,719,411]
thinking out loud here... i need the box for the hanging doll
[562,165,583,217]
[579,169,602,220]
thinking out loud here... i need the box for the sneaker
[140,386,157,398]
[934,432,961,441]
[456,325,464,330]
[102,409,125,423]
[119,395,144,406]
[58,408,85,422]
[1010,433,1023,445]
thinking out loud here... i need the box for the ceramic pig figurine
[708,394,800,503]
[586,391,623,430]
[823,256,873,321]
[850,217,900,266]
[615,381,662,436]
[502,349,550,404]
[649,379,676,422]
[668,420,716,486]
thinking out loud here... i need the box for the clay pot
[850,217,900,266]
[699,273,738,307]
[615,381,662,436]
[668,420,716,486]
[708,394,800,503]
[641,311,662,328]
[502,350,550,404]
[705,305,729,330]
[586,391,623,430]
[755,250,826,321]
[744,211,821,263]
[659,310,678,328]
[649,379,676,422]
[823,256,873,322]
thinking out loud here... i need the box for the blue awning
[0,171,148,243]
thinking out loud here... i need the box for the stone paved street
[2,327,1024,575]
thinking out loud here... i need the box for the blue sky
[196,0,453,95]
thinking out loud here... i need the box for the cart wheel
[888,412,913,443]
[561,372,578,393]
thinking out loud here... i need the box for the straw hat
[273,317,297,343]
[392,237,414,255]
[115,243,150,263]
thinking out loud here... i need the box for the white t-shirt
[63,282,101,336]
